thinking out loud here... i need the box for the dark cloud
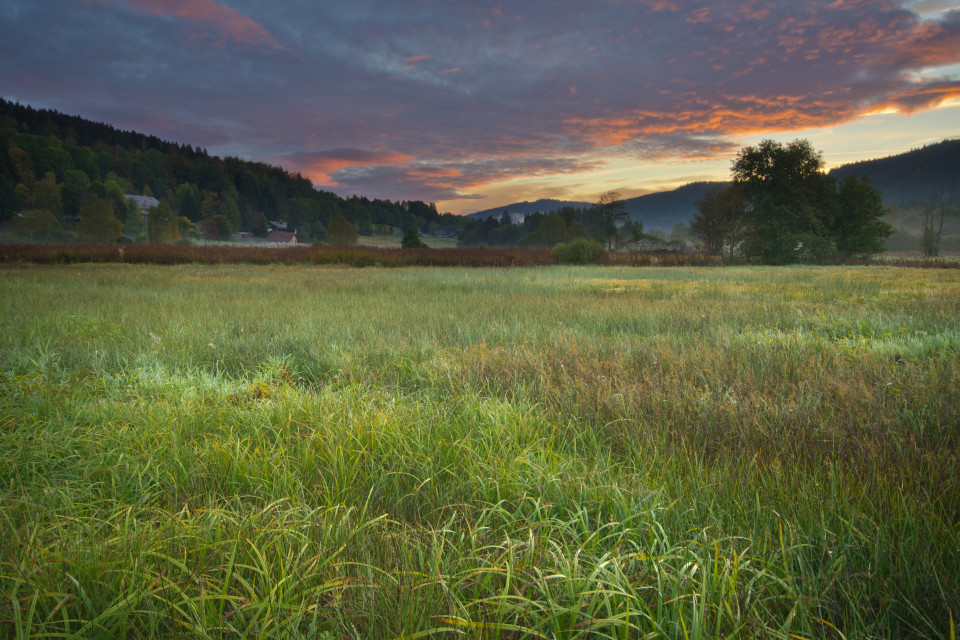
[316,155,606,203]
[3,0,959,205]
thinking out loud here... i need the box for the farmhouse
[123,194,160,213]
[267,231,297,245]
[431,225,462,238]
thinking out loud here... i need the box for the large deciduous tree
[8,147,36,188]
[147,201,181,243]
[77,196,122,243]
[733,139,837,263]
[690,184,748,262]
[175,183,202,221]
[32,172,63,217]
[832,175,892,257]
[62,170,90,219]
[589,191,629,250]
[327,215,358,245]
[733,139,890,263]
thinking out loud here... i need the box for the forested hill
[828,139,960,205]
[0,98,458,241]
[620,181,728,232]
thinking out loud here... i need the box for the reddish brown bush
[3,243,955,269]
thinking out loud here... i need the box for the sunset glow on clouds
[83,0,283,50]
[3,0,959,212]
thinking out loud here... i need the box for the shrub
[552,238,605,264]
[328,215,358,246]
[401,227,426,249]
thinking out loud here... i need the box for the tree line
[0,99,921,260]
[457,199,687,252]
[0,99,461,243]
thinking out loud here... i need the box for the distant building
[431,225,462,238]
[267,231,297,245]
[267,220,288,232]
[123,194,160,213]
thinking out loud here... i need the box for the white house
[123,194,160,213]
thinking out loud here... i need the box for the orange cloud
[561,74,960,157]
[873,82,960,114]
[88,0,281,49]
[686,7,712,24]
[285,149,414,184]
[640,0,678,12]
[739,2,772,21]
[405,54,432,63]
[562,93,862,150]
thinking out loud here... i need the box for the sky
[2,0,959,214]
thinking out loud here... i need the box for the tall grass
[1,264,958,638]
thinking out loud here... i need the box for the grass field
[1,264,958,639]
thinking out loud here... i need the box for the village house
[431,225,462,238]
[267,231,297,245]
[123,194,160,213]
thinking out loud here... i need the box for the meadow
[1,263,958,639]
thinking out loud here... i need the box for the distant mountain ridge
[828,138,960,205]
[466,199,591,223]
[466,183,728,232]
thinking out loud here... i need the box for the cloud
[641,0,679,12]
[282,148,414,183]
[878,80,960,112]
[85,0,282,50]
[4,0,960,209]
[317,155,607,202]
[686,7,712,24]
[618,135,742,161]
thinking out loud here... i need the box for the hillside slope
[829,139,960,205]
[620,181,728,232]
[0,98,458,241]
